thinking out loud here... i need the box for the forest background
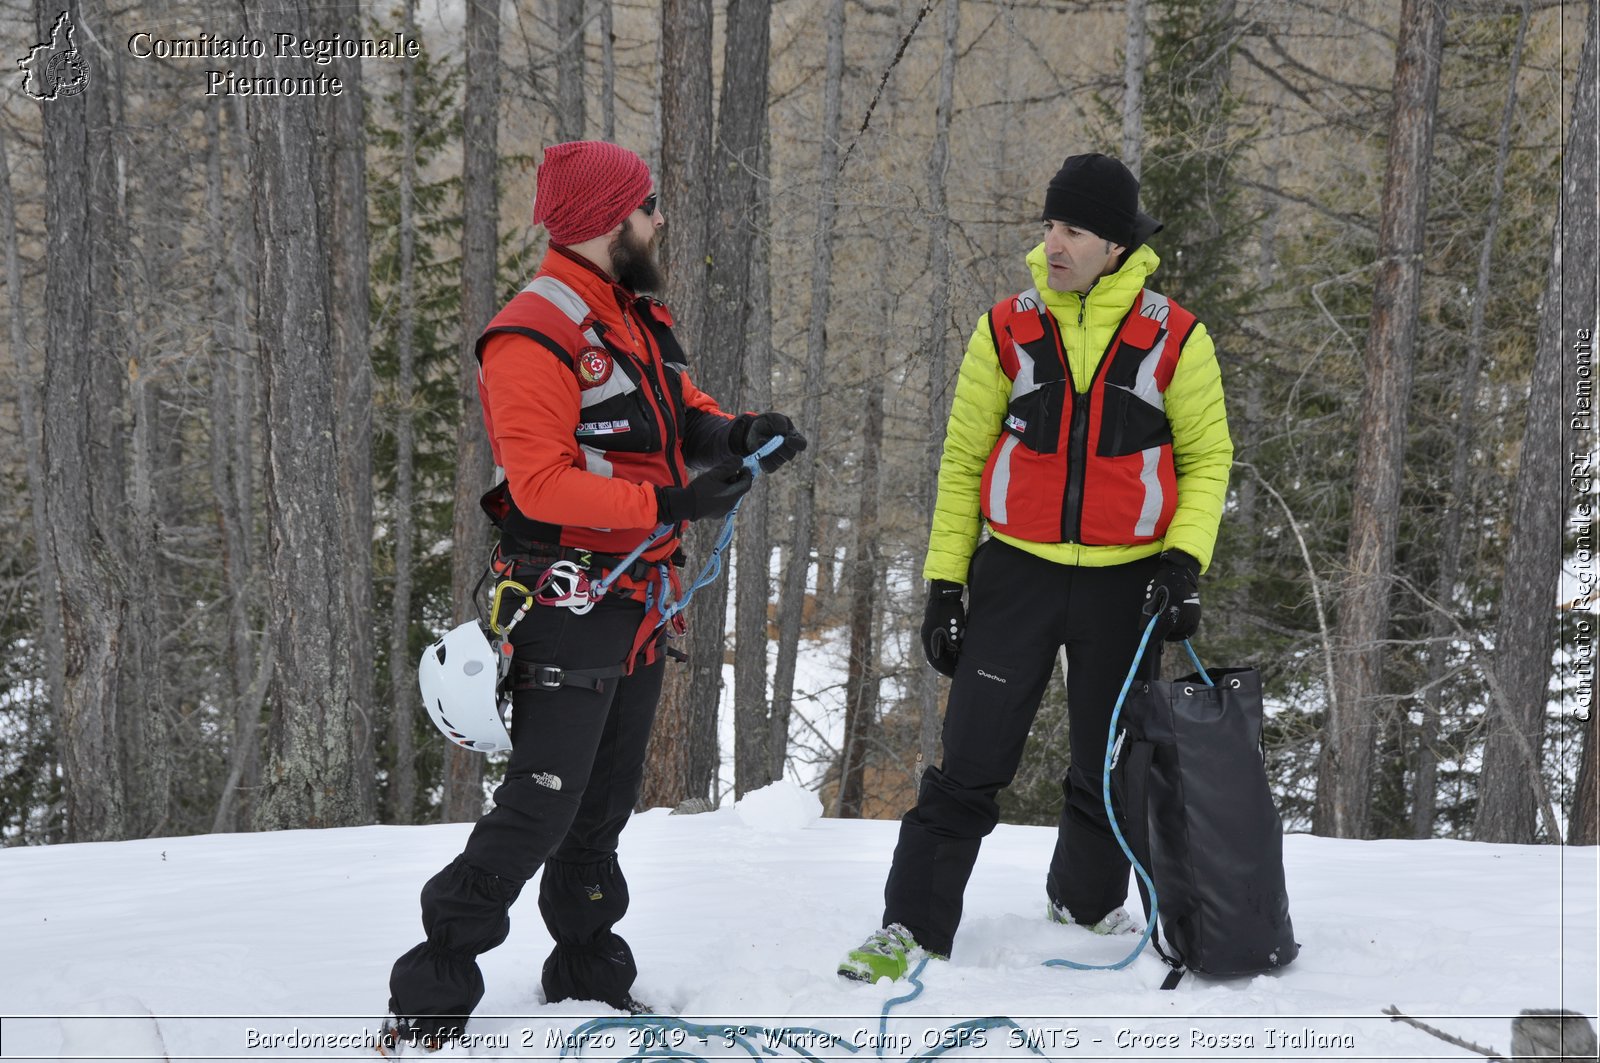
[0,0,1595,850]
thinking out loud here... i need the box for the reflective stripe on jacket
[925,243,1232,583]
[476,247,734,560]
[982,286,1194,546]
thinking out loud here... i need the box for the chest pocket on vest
[1000,312,1067,454]
[1097,315,1173,458]
[575,351,659,453]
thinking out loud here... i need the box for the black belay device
[1113,664,1300,988]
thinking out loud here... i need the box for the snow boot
[837,923,932,983]
[1047,901,1139,935]
[371,1015,455,1057]
[621,995,655,1016]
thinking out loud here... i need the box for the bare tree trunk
[916,0,960,786]
[752,134,788,786]
[1475,0,1596,843]
[206,100,254,834]
[444,0,503,822]
[316,0,378,823]
[1314,0,1446,839]
[0,114,64,760]
[386,0,423,825]
[1121,0,1148,177]
[37,0,130,842]
[246,0,362,831]
[600,0,616,140]
[642,0,718,808]
[839,243,888,819]
[555,0,586,141]
[734,308,774,791]
[706,0,776,798]
[115,42,169,839]
[1575,711,1598,846]
[1414,0,1531,839]
[215,94,267,831]
[770,0,845,800]
[1227,97,1286,650]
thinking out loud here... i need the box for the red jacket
[476,247,734,561]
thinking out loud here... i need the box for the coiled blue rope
[589,435,784,611]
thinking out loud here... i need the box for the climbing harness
[420,436,784,753]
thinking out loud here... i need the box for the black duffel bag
[1113,665,1299,987]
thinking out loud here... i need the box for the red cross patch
[576,347,613,388]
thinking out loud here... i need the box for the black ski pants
[883,539,1162,957]
[388,592,663,1037]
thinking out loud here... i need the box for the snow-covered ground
[1,784,1594,1060]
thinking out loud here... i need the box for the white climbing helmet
[417,621,511,753]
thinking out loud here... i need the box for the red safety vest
[474,270,698,559]
[980,286,1197,547]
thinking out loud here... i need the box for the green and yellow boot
[837,923,926,983]
[1047,901,1139,935]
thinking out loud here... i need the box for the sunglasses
[638,193,658,216]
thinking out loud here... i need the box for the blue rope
[871,961,1054,1063]
[906,1019,1053,1063]
[1042,631,1213,974]
[1184,638,1214,685]
[555,1012,1055,1063]
[590,436,783,605]
[555,1014,861,1063]
[655,436,780,622]
[876,954,929,1056]
[1042,613,1162,973]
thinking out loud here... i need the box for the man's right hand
[655,462,755,524]
[920,580,966,677]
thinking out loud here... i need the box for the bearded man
[381,140,805,1051]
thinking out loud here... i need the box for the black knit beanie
[1041,153,1150,247]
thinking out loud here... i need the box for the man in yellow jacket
[840,153,1232,981]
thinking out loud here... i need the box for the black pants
[388,593,663,1035]
[882,539,1162,957]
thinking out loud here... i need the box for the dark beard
[609,225,664,293]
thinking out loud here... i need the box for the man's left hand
[1143,550,1202,642]
[733,412,808,472]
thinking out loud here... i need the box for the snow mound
[733,780,823,831]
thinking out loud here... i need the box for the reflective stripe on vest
[525,276,640,424]
[474,276,690,555]
[981,287,1195,546]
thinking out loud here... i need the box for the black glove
[655,462,754,523]
[1142,550,1202,642]
[920,579,966,677]
[731,412,808,472]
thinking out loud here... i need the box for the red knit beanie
[531,141,654,246]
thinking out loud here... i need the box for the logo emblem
[19,12,88,102]
[576,347,613,388]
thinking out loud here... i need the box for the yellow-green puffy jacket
[924,242,1232,583]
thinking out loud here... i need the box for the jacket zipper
[1054,294,1091,543]
[619,293,686,491]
